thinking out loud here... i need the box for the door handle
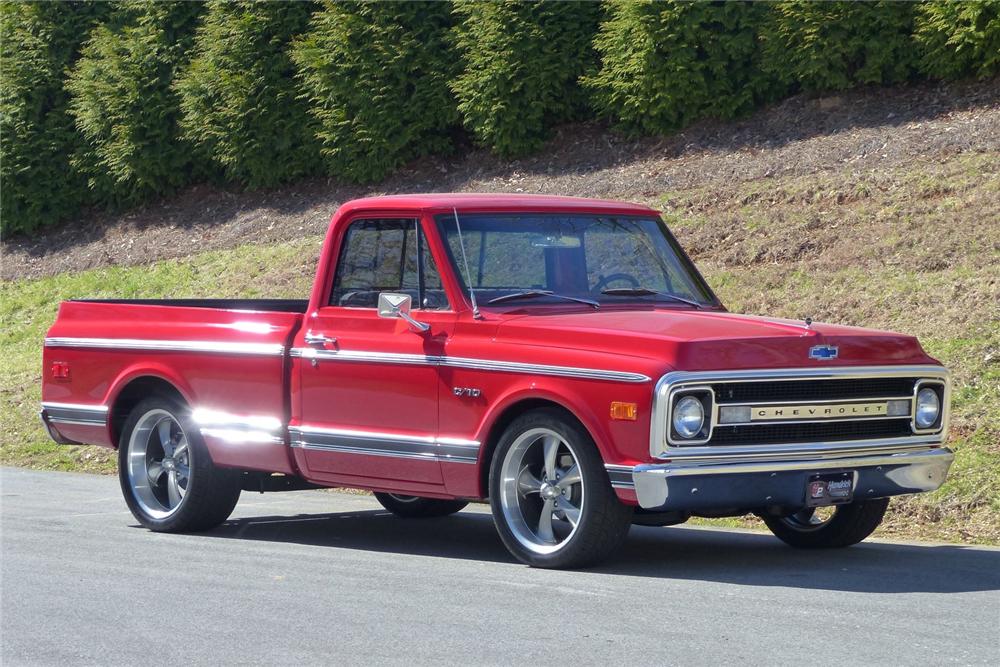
[304,332,337,347]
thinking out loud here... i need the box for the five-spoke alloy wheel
[490,408,632,568]
[118,397,242,532]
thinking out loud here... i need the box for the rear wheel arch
[110,375,190,448]
[478,397,607,499]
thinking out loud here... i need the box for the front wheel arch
[478,398,596,499]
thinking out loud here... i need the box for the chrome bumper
[629,447,954,511]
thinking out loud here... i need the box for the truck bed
[72,298,309,313]
[41,299,305,475]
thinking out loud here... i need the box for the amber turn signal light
[610,401,637,421]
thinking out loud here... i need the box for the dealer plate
[805,471,854,507]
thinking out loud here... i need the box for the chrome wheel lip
[386,493,421,503]
[498,427,585,555]
[780,506,837,532]
[126,409,191,520]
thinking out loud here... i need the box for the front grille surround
[650,365,951,460]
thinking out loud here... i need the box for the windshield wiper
[487,290,600,309]
[600,287,704,309]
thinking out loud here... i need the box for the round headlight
[673,396,705,439]
[915,387,940,429]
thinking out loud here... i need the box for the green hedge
[761,1,918,92]
[3,0,1000,238]
[915,0,1000,80]
[0,1,109,237]
[451,0,601,157]
[586,1,779,135]
[176,1,319,188]
[292,1,458,183]
[67,1,205,207]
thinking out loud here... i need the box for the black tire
[489,408,633,568]
[373,492,468,518]
[118,396,241,532]
[762,498,890,549]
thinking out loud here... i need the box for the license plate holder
[805,471,854,507]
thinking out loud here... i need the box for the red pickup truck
[41,194,953,567]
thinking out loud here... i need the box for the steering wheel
[593,272,641,292]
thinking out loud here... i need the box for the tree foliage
[292,1,458,183]
[914,0,1000,80]
[176,1,319,188]
[451,0,601,157]
[760,1,917,92]
[585,1,777,135]
[67,1,205,206]
[0,1,109,236]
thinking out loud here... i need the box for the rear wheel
[118,397,241,532]
[373,492,468,518]
[762,498,890,548]
[489,408,632,568]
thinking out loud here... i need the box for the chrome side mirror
[377,293,430,333]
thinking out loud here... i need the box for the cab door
[292,217,455,493]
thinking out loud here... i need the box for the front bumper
[628,446,954,511]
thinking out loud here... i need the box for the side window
[330,219,448,310]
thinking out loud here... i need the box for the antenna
[453,207,483,320]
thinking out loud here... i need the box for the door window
[330,218,447,309]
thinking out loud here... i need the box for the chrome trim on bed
[44,337,285,357]
[289,425,481,463]
[290,347,651,383]
[192,409,286,445]
[40,401,108,426]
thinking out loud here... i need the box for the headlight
[915,387,941,429]
[672,396,705,439]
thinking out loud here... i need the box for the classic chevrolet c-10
[40,194,954,567]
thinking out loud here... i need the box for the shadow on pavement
[191,507,1000,595]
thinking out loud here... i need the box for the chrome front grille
[711,377,917,404]
[650,366,951,460]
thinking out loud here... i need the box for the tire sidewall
[489,408,626,568]
[118,397,215,531]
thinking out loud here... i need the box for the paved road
[2,468,998,666]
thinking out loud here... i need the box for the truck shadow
[201,507,1000,595]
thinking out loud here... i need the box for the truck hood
[492,308,934,371]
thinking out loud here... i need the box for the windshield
[436,214,718,308]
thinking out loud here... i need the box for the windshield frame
[433,212,722,311]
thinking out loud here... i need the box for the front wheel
[489,408,633,568]
[373,492,468,518]
[762,498,890,548]
[118,397,242,532]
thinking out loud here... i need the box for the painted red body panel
[42,194,940,502]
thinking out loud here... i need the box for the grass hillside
[2,80,997,544]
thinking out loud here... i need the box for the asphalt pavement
[2,467,998,666]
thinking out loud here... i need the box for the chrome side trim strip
[650,365,951,460]
[605,464,636,490]
[40,402,108,426]
[192,409,286,445]
[289,425,480,464]
[40,401,109,412]
[44,337,285,357]
[289,347,651,383]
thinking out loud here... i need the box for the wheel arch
[476,394,608,499]
[109,374,192,448]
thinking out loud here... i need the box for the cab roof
[336,193,658,216]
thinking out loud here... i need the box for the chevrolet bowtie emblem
[809,345,839,360]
